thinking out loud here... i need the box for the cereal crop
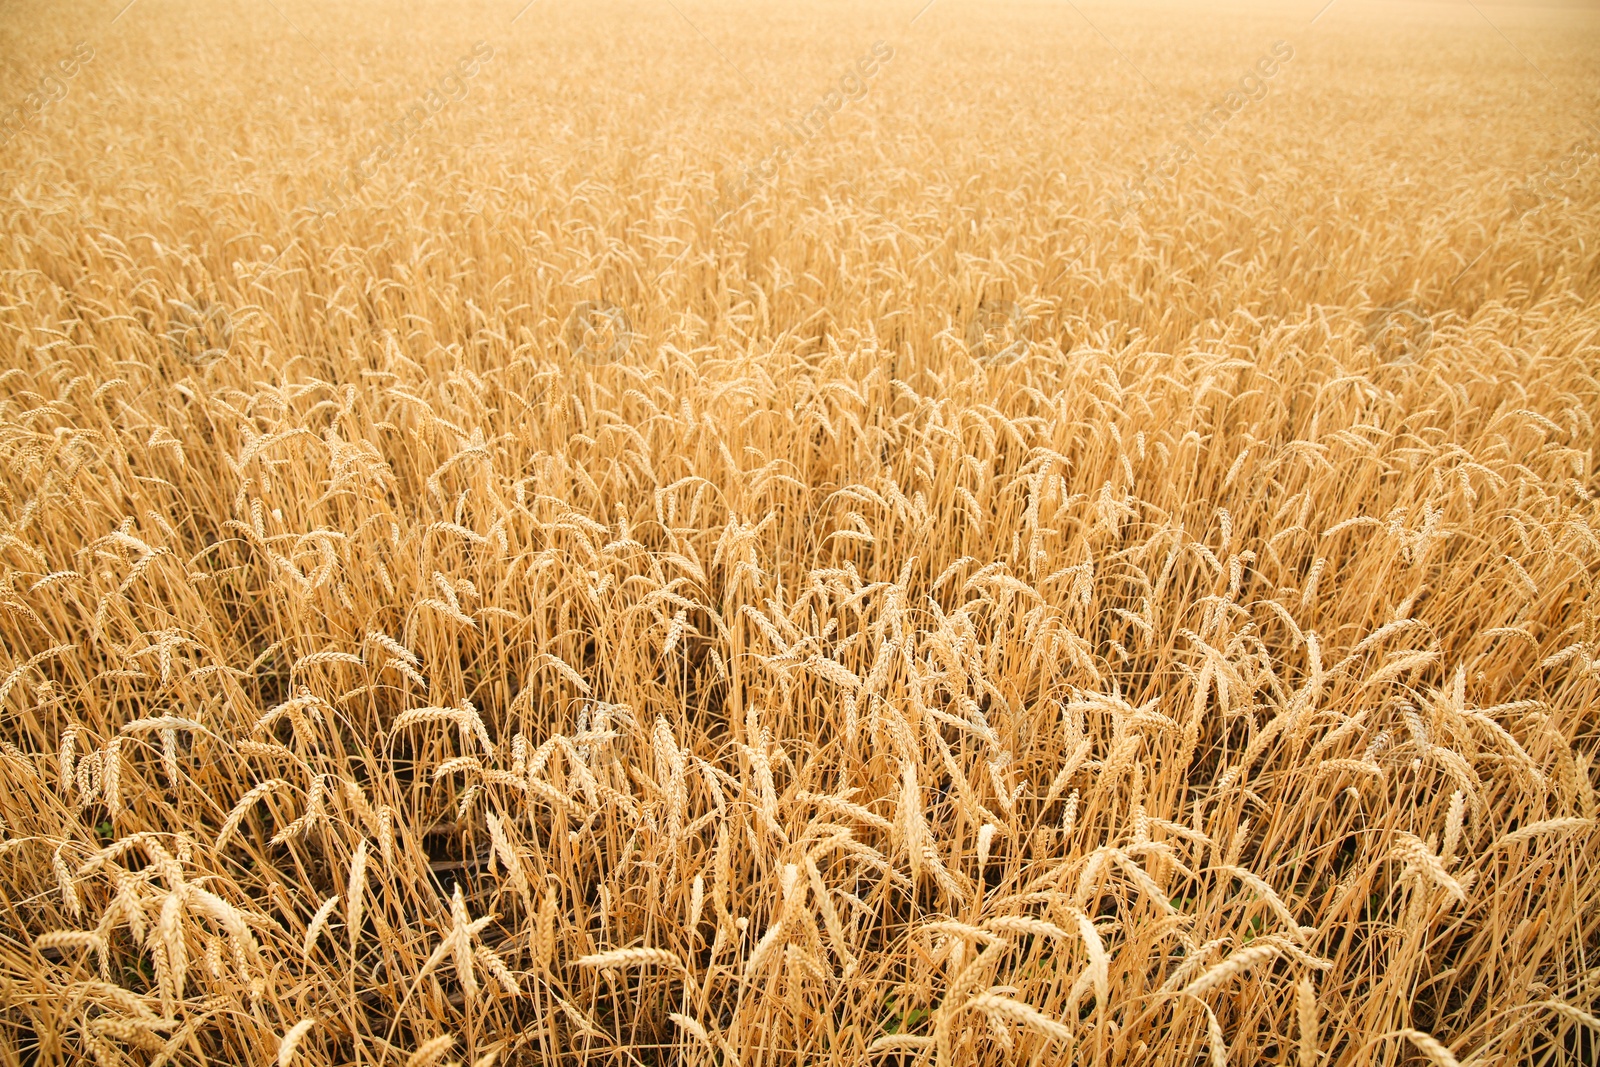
[1,0,1597,1064]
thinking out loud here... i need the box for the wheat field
[1,0,1598,1063]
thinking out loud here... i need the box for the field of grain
[1,0,1598,1063]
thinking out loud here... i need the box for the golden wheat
[1,0,1598,1063]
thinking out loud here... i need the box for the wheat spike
[577,947,683,970]
[1296,978,1318,1066]
[1183,943,1284,999]
[278,1018,316,1066]
[304,894,339,960]
[405,1035,456,1067]
[216,779,289,849]
[968,991,1074,1044]
[1396,1028,1461,1067]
